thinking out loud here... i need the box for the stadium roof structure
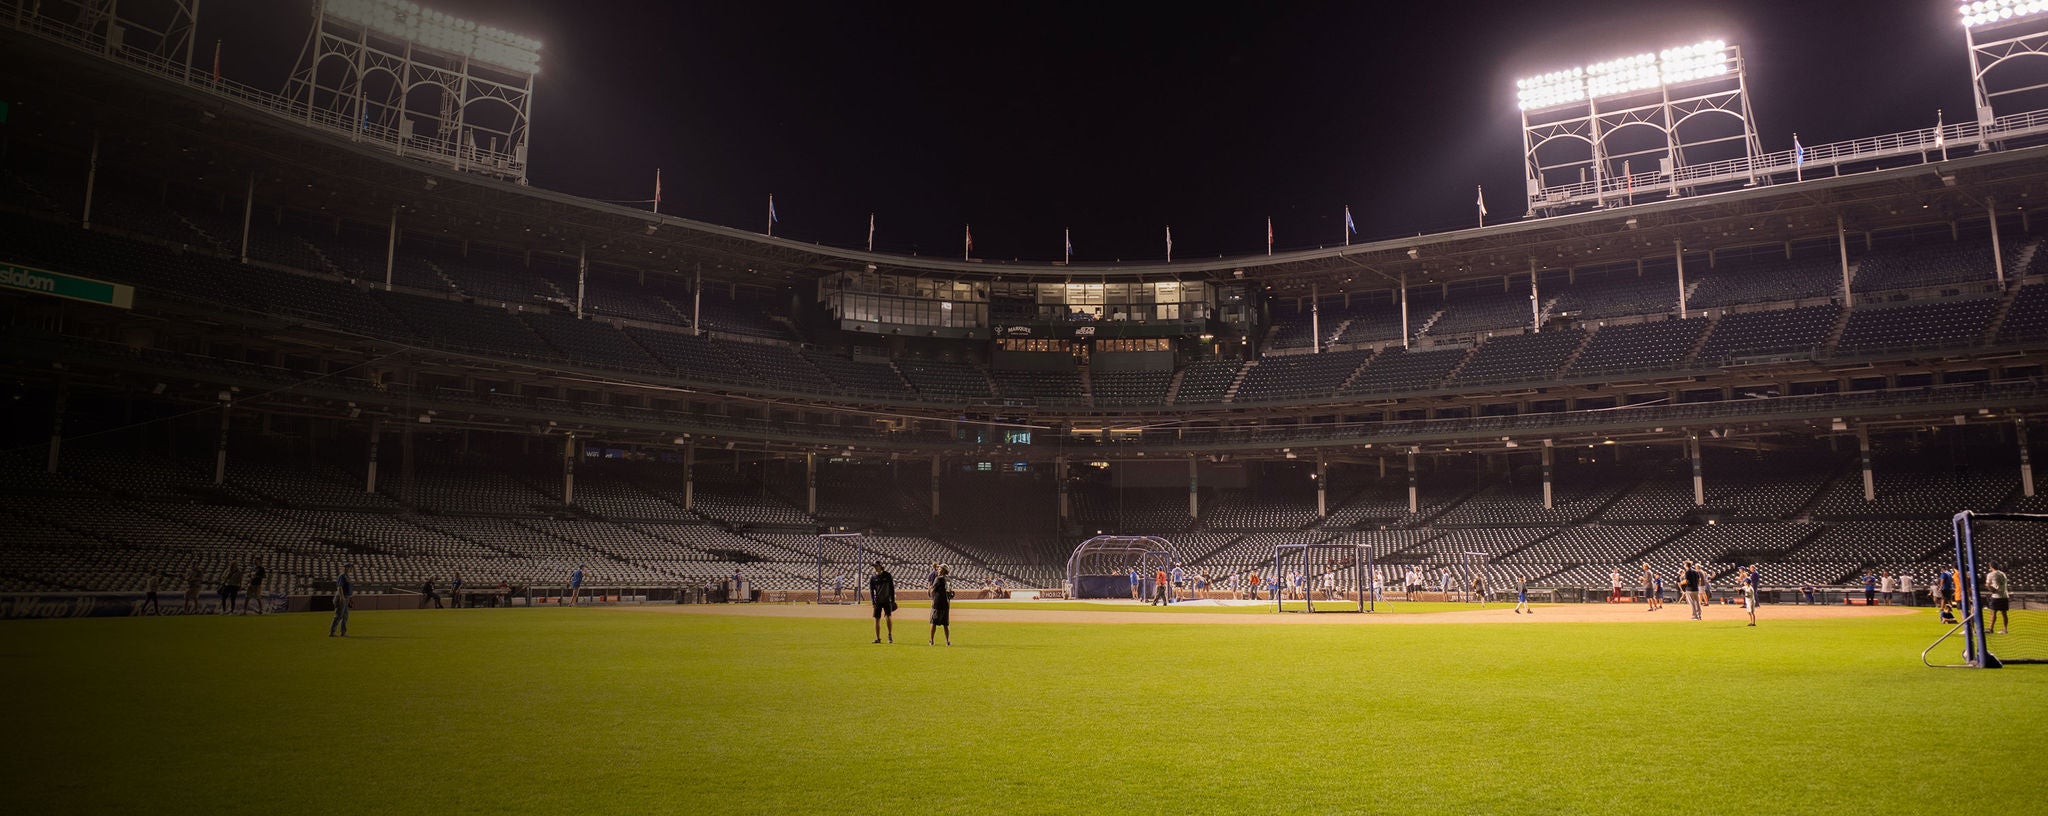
[9,17,2048,302]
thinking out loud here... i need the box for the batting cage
[1065,535,1180,599]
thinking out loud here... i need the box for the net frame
[815,532,875,605]
[1064,535,1180,598]
[1272,542,1373,613]
[1927,511,2048,668]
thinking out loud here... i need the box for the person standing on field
[1679,560,1706,620]
[218,561,243,614]
[1897,571,1914,606]
[1152,567,1170,606]
[243,562,267,615]
[1986,562,2012,635]
[183,565,203,614]
[1513,576,1531,614]
[1879,571,1895,606]
[568,565,585,606]
[1610,567,1624,602]
[329,564,354,637]
[869,561,897,643]
[928,564,953,646]
[1739,567,1758,627]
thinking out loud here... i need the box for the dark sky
[207,0,1972,262]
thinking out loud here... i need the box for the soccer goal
[815,532,876,605]
[1273,542,1372,613]
[1923,511,2047,668]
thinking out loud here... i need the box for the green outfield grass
[3,605,2042,815]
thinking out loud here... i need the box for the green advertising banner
[0,262,134,309]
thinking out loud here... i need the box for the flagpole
[653,169,662,215]
[1064,228,1071,265]
[768,194,775,237]
[1266,217,1273,257]
[1344,206,1355,247]
[1476,186,1486,228]
[1165,226,1173,263]
[964,225,971,261]
[867,213,875,252]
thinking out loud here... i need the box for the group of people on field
[865,561,954,645]
[140,561,269,615]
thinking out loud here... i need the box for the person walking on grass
[1986,562,2012,635]
[928,564,953,646]
[142,573,162,616]
[1610,567,1624,603]
[568,565,585,606]
[1152,566,1171,606]
[329,564,354,637]
[869,562,897,644]
[420,576,443,609]
[451,573,464,609]
[1513,576,1531,615]
[1128,567,1141,602]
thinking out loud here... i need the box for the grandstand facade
[4,8,2047,605]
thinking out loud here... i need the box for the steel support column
[1690,433,1705,506]
[1188,456,1200,519]
[1057,456,1070,519]
[1838,215,1853,308]
[214,397,231,485]
[1529,260,1541,332]
[1399,272,1410,349]
[1858,426,1875,502]
[1311,283,1322,354]
[806,452,818,516]
[2020,418,2035,498]
[562,434,577,506]
[682,440,696,510]
[1316,453,1328,518]
[576,242,589,319]
[1675,240,1688,318]
[1989,197,2006,286]
[1406,449,1419,514]
[82,130,100,229]
[1541,443,1554,510]
[931,456,942,520]
[365,418,381,494]
[384,205,399,291]
[239,172,255,263]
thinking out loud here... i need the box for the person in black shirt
[928,564,953,646]
[868,562,897,644]
[420,576,443,609]
[218,562,244,614]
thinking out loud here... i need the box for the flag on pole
[653,169,662,214]
[867,213,875,252]
[1935,109,1946,148]
[1793,134,1805,181]
[211,39,222,83]
[1266,217,1274,256]
[1476,186,1487,224]
[1344,206,1357,246]
[1165,226,1174,262]
[1623,160,1633,204]
[1064,228,1073,264]
[964,224,973,260]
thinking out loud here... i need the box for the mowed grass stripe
[1,607,2041,815]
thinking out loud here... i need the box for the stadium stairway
[1820,306,1854,356]
[1223,361,1255,402]
[1984,284,2024,344]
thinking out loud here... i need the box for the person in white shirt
[1898,572,1915,606]
[1879,572,1896,606]
[1609,567,1624,602]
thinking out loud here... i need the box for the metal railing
[1534,109,2048,210]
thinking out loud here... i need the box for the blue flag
[1344,206,1357,235]
[1794,136,1805,169]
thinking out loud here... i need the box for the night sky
[205,0,1971,262]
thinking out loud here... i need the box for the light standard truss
[1520,40,1763,217]
[16,0,198,73]
[286,0,539,184]
[1964,1,2048,141]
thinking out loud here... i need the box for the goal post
[1273,542,1373,613]
[1925,511,2047,668]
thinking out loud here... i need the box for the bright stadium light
[1516,39,1731,111]
[1962,0,2048,28]
[324,0,542,74]
[1519,38,1758,216]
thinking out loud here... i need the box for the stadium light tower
[1518,39,1762,217]
[1962,0,2048,141]
[286,0,540,184]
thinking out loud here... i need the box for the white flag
[1476,185,1487,218]
[1165,226,1174,262]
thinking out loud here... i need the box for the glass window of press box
[823,273,1211,328]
